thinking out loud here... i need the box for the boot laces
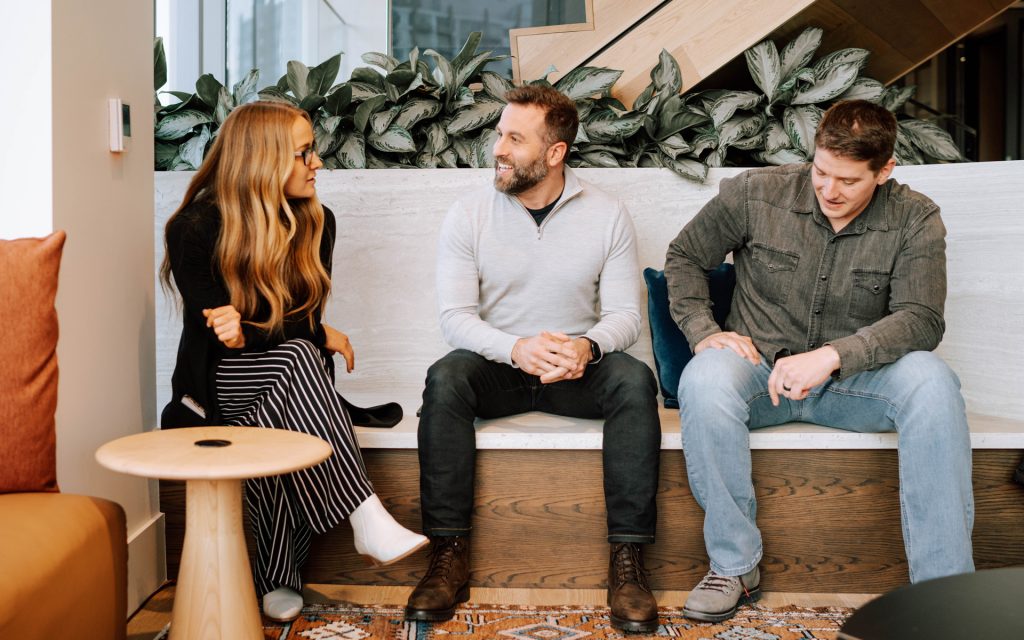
[426,537,464,577]
[612,543,651,591]
[696,571,746,596]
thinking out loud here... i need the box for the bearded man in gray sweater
[404,84,661,633]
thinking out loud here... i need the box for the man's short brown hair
[814,99,897,172]
[504,84,579,148]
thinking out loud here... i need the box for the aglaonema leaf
[555,67,623,101]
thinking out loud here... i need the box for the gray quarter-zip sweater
[437,166,642,365]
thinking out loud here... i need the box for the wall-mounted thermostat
[109,98,131,153]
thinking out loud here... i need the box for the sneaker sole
[682,585,762,623]
[609,613,659,633]
[404,584,470,622]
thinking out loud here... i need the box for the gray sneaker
[682,566,761,622]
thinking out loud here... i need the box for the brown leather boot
[607,542,659,633]
[405,536,471,621]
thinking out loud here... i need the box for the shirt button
[820,275,827,281]
[810,342,817,348]
[814,309,821,315]
[872,284,880,291]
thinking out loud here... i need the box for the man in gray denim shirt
[665,100,974,622]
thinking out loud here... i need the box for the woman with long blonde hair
[161,101,427,621]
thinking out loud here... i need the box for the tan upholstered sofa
[0,232,127,640]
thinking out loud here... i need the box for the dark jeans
[417,349,661,543]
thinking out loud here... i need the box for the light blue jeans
[678,348,975,583]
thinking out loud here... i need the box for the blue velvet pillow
[643,264,735,408]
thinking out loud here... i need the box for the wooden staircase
[510,0,1018,108]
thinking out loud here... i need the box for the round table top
[95,426,333,481]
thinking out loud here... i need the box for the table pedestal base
[171,479,263,640]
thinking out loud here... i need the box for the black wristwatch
[583,336,602,364]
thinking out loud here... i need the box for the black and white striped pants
[215,339,373,596]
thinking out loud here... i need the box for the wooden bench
[155,161,1024,593]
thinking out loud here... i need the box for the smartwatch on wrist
[582,336,602,364]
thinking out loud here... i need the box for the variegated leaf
[783,105,823,157]
[348,82,384,101]
[214,86,233,125]
[691,130,718,156]
[446,97,504,135]
[451,31,483,71]
[650,49,682,96]
[839,77,885,103]
[664,156,708,183]
[195,74,224,109]
[474,128,500,167]
[155,109,213,141]
[555,67,623,101]
[362,51,399,73]
[232,69,260,106]
[899,120,962,161]
[881,84,916,112]
[286,60,310,99]
[745,40,781,102]
[813,48,870,75]
[451,136,474,165]
[791,63,860,105]
[425,121,450,155]
[764,119,789,153]
[438,147,459,168]
[368,125,417,153]
[656,94,709,139]
[354,95,386,133]
[371,106,401,136]
[657,133,693,159]
[155,142,178,170]
[481,71,513,101]
[706,146,727,167]
[731,132,766,150]
[719,113,766,148]
[777,67,815,97]
[395,98,443,131]
[752,148,807,165]
[454,49,494,90]
[337,132,366,169]
[585,112,645,143]
[578,150,620,168]
[710,91,762,129]
[633,83,656,113]
[780,27,823,81]
[573,125,591,145]
[894,128,924,165]
[315,116,343,156]
[178,125,211,170]
[324,84,353,116]
[638,152,664,168]
[450,86,475,111]
[415,151,439,169]
[424,49,455,97]
[257,87,298,106]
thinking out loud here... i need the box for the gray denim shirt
[664,163,947,380]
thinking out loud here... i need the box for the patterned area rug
[247,602,852,639]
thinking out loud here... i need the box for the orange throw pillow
[0,231,66,493]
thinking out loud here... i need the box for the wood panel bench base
[160,448,1024,594]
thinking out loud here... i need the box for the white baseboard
[126,511,167,616]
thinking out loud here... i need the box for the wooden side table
[97,426,332,640]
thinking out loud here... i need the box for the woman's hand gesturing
[324,323,355,373]
[203,305,246,349]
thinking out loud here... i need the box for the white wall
[2,0,164,616]
[0,2,52,239]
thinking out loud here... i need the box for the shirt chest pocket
[750,244,800,305]
[849,269,891,320]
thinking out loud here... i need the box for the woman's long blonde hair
[160,101,331,336]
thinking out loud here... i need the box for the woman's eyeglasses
[294,147,319,166]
